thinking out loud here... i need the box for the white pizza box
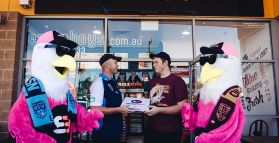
[121,97,150,112]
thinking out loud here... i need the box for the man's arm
[89,78,130,116]
[90,105,130,116]
[145,100,186,116]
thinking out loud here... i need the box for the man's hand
[118,104,132,117]
[144,106,161,116]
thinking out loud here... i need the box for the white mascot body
[8,31,104,143]
[182,42,245,143]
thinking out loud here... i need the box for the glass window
[241,62,277,135]
[26,19,105,59]
[195,20,277,136]
[241,63,276,115]
[195,21,272,60]
[108,20,193,59]
[119,61,189,99]
[23,61,31,82]
[74,62,101,102]
[74,61,189,100]
[21,18,278,136]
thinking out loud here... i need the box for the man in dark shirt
[144,52,188,143]
[90,54,130,143]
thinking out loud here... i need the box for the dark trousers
[92,137,121,143]
[92,132,121,143]
[144,127,181,143]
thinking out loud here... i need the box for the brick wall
[0,11,22,139]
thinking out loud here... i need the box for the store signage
[28,31,104,48]
[117,71,144,88]
[28,31,143,50]
[35,0,264,17]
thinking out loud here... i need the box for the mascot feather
[8,31,104,143]
[182,42,245,143]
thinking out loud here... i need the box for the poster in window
[240,28,276,115]
[138,53,152,69]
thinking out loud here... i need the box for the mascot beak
[200,63,223,84]
[51,55,76,79]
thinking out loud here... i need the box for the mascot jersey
[182,42,245,143]
[8,31,104,143]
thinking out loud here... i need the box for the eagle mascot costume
[182,42,245,143]
[8,31,104,143]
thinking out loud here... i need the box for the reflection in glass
[241,63,276,115]
[108,20,193,59]
[26,19,105,59]
[75,62,101,101]
[195,21,272,61]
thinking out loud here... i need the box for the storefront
[1,0,279,142]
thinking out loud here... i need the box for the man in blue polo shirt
[90,54,130,143]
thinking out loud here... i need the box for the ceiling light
[182,30,190,35]
[93,30,101,35]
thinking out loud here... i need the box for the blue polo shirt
[90,73,123,139]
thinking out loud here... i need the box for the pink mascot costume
[182,42,245,143]
[8,31,104,143]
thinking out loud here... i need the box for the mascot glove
[89,109,104,131]
[182,103,196,131]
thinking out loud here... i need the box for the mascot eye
[45,44,57,48]
[56,45,76,57]
[199,54,228,66]
[208,55,217,64]
[216,54,228,59]
[200,57,207,66]
[200,54,217,65]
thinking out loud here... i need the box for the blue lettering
[27,78,36,85]
[26,81,39,91]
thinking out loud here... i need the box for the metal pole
[188,64,193,143]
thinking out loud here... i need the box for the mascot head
[31,31,77,101]
[199,42,241,104]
